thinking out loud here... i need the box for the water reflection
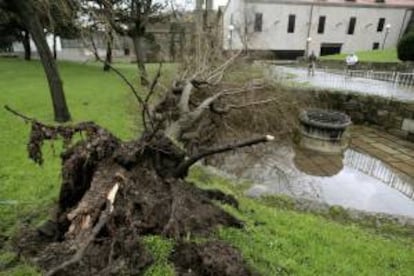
[216,144,414,218]
[344,150,414,200]
[293,148,344,177]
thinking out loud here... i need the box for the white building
[223,0,414,58]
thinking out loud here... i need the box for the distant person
[345,53,359,74]
[308,51,317,76]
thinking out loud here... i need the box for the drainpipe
[305,4,314,57]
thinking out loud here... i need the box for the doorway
[320,43,342,56]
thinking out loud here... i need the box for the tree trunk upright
[89,33,100,61]
[103,30,113,71]
[22,30,31,61]
[53,33,57,60]
[12,0,71,122]
[132,35,148,86]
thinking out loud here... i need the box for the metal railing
[327,68,414,88]
[268,66,414,101]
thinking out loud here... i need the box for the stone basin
[299,109,352,154]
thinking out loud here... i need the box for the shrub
[397,32,414,61]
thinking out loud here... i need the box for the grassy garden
[320,48,400,63]
[0,58,413,275]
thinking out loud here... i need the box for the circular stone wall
[299,109,351,154]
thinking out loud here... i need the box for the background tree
[79,0,118,71]
[397,31,414,62]
[48,0,81,60]
[111,0,166,85]
[0,7,31,60]
[1,0,72,122]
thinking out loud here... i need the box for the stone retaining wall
[299,89,414,141]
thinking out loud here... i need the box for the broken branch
[228,97,281,109]
[178,82,194,113]
[4,105,34,122]
[46,182,120,276]
[173,135,275,177]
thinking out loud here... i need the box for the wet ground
[217,127,414,218]
[351,126,414,178]
[271,66,414,102]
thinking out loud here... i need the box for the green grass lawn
[320,48,400,63]
[189,167,414,276]
[0,58,175,235]
[0,58,413,275]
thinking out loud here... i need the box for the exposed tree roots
[11,118,264,275]
[5,55,283,275]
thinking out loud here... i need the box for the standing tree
[110,0,166,85]
[81,0,118,71]
[0,7,31,60]
[397,31,414,62]
[48,0,80,60]
[1,0,72,122]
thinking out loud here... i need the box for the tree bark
[132,35,148,86]
[103,31,113,72]
[12,0,71,122]
[53,33,57,60]
[89,33,100,61]
[22,30,31,61]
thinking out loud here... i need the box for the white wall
[223,0,246,50]
[12,34,62,53]
[223,0,412,56]
[309,6,411,55]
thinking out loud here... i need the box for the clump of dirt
[14,121,249,275]
[171,240,254,276]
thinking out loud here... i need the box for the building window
[347,17,356,35]
[318,16,326,34]
[288,14,296,33]
[254,13,263,32]
[373,42,380,50]
[377,18,385,32]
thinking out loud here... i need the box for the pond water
[217,144,414,218]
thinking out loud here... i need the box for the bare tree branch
[80,33,155,130]
[228,97,281,109]
[178,81,193,113]
[190,92,223,119]
[4,105,34,122]
[206,50,243,83]
[142,62,163,129]
[173,135,275,177]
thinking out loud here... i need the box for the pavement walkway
[272,66,414,102]
[351,125,414,179]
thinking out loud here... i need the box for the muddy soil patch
[171,240,254,276]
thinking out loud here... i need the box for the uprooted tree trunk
[8,23,281,273]
[7,101,271,275]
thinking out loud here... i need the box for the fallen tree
[4,46,287,274]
